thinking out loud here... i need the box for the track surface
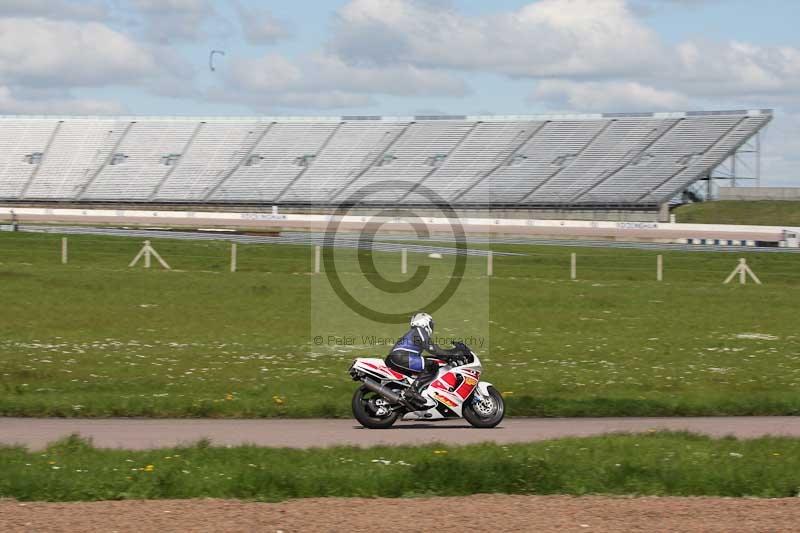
[4,495,800,532]
[3,417,800,450]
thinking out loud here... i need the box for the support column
[77,121,134,200]
[756,131,762,188]
[658,202,670,223]
[20,120,63,199]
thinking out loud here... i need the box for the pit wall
[0,206,793,242]
[313,208,662,223]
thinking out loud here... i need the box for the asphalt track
[2,417,800,450]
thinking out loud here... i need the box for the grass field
[2,432,800,501]
[1,230,800,417]
[674,200,800,226]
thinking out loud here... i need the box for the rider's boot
[401,388,426,408]
[401,380,430,408]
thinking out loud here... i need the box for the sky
[0,0,798,185]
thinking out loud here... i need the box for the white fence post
[746,259,763,285]
[230,242,237,273]
[314,246,321,274]
[129,240,170,270]
[487,250,493,276]
[657,254,663,281]
[570,252,576,280]
[144,240,151,268]
[723,258,762,285]
[401,248,407,275]
[61,237,68,264]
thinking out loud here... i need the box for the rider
[386,312,461,407]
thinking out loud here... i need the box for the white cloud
[222,51,468,110]
[0,18,160,87]
[676,41,800,98]
[331,0,800,112]
[331,0,665,78]
[531,79,690,111]
[0,86,125,115]
[0,0,109,20]
[235,3,290,45]
[308,53,468,96]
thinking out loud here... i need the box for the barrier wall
[0,206,795,242]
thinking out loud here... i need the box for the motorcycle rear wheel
[352,386,401,429]
[463,386,505,428]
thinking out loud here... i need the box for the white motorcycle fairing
[349,355,490,421]
[349,358,413,384]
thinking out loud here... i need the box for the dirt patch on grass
[2,494,799,532]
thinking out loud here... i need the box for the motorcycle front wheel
[352,385,401,429]
[463,386,505,428]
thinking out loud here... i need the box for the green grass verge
[2,432,800,501]
[1,231,800,417]
[675,200,800,226]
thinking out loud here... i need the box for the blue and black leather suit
[386,327,459,392]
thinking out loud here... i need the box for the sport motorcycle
[348,343,505,429]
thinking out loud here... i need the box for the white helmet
[410,312,434,335]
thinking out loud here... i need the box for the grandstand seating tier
[0,111,771,208]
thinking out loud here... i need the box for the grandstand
[0,110,771,220]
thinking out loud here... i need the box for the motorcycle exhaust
[361,377,402,404]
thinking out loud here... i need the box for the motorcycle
[348,343,505,429]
